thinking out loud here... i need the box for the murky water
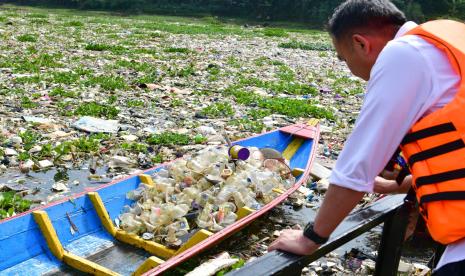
[0,162,111,206]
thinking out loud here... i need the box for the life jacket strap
[420,191,465,204]
[402,122,456,145]
[396,167,410,186]
[416,168,465,188]
[408,139,465,167]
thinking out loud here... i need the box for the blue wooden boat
[0,121,320,276]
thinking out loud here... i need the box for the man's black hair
[328,0,407,40]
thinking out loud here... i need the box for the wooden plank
[115,230,176,259]
[133,256,165,276]
[62,252,120,276]
[176,230,213,254]
[33,210,120,276]
[88,192,117,236]
[32,211,64,260]
[310,162,332,180]
[282,138,304,161]
[236,206,255,220]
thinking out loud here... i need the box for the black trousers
[434,259,465,276]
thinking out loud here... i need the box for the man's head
[328,0,406,80]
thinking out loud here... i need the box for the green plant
[170,98,183,108]
[31,93,41,99]
[14,76,42,84]
[49,87,77,98]
[0,192,32,219]
[230,118,264,133]
[72,136,100,153]
[51,72,80,85]
[20,97,38,109]
[85,75,127,91]
[121,142,147,153]
[26,13,47,19]
[279,40,333,51]
[56,101,74,116]
[263,28,288,37]
[224,85,334,120]
[39,143,53,158]
[193,134,207,144]
[108,95,118,104]
[239,77,317,96]
[53,142,72,161]
[74,102,119,119]
[19,130,42,151]
[276,65,295,82]
[200,102,235,118]
[85,43,126,54]
[126,99,144,108]
[17,34,37,43]
[65,21,84,27]
[216,258,246,275]
[226,56,241,68]
[85,43,112,51]
[151,154,164,164]
[248,109,271,119]
[147,132,190,146]
[18,152,31,161]
[30,19,49,24]
[168,63,196,78]
[164,47,190,54]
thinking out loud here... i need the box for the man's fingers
[268,242,277,251]
[268,237,282,251]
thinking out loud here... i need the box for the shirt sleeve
[329,40,433,192]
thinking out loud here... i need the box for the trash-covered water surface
[119,145,295,248]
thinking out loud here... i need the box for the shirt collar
[395,21,418,39]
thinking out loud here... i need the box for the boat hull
[0,124,319,276]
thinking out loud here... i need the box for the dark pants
[434,259,465,276]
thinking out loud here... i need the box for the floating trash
[72,116,120,133]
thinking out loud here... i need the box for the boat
[0,120,320,276]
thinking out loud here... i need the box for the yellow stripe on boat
[139,174,154,186]
[133,256,165,276]
[62,252,120,276]
[88,192,117,236]
[176,229,213,254]
[33,210,120,276]
[282,119,319,161]
[236,206,255,220]
[87,192,176,259]
[33,211,64,260]
[308,118,319,127]
[282,137,304,161]
[115,230,176,259]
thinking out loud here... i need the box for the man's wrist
[303,222,329,245]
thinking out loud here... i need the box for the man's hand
[373,175,412,194]
[267,229,319,255]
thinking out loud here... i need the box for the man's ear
[351,34,371,56]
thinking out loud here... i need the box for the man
[268,0,465,274]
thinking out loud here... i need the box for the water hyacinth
[119,145,295,248]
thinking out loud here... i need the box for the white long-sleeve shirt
[328,21,463,269]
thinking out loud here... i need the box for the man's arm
[268,184,364,255]
[373,175,412,194]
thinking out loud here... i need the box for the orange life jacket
[400,20,465,244]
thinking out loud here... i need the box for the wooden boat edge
[0,123,320,275]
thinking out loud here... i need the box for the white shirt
[329,21,462,269]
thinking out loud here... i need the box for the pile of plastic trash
[118,145,295,248]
